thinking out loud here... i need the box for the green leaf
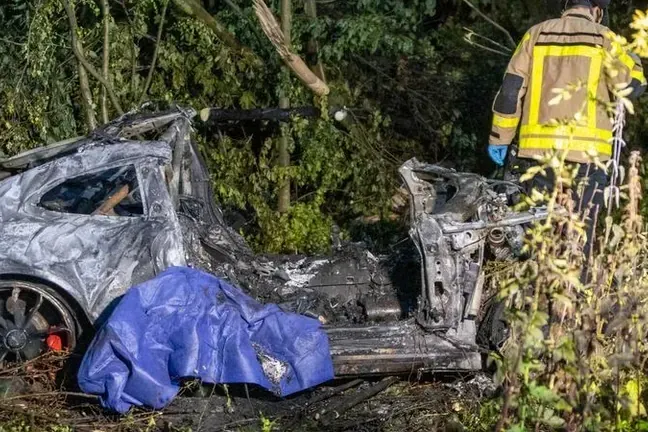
[424,0,436,15]
[542,409,566,428]
[240,91,256,109]
[527,383,573,415]
[529,384,559,404]
[506,424,526,432]
[622,379,647,417]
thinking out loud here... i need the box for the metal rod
[439,208,558,234]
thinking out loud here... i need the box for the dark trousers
[524,163,607,261]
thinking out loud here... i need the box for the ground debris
[444,373,497,399]
[317,377,398,426]
[0,368,492,431]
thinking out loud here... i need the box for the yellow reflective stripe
[534,45,602,59]
[521,124,612,141]
[529,48,545,124]
[513,32,531,56]
[492,114,520,128]
[619,51,636,72]
[588,53,602,129]
[632,68,647,85]
[519,136,612,156]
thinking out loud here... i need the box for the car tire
[0,279,77,363]
[477,300,509,351]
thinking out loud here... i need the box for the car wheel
[477,300,509,351]
[0,280,77,363]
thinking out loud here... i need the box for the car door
[0,147,185,321]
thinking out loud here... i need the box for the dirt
[0,354,496,432]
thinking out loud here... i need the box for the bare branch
[464,28,512,57]
[62,0,124,115]
[139,0,169,105]
[464,37,511,57]
[463,27,512,53]
[0,37,24,47]
[462,0,516,49]
[253,0,330,96]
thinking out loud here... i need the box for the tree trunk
[101,0,111,124]
[78,62,97,131]
[278,0,292,214]
[65,2,97,130]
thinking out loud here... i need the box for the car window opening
[39,166,143,216]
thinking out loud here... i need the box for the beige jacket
[490,8,646,163]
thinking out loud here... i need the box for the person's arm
[606,33,646,102]
[489,30,534,146]
[626,52,646,101]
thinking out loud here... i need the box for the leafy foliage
[487,149,648,431]
[0,0,647,256]
[0,0,514,252]
[4,1,648,430]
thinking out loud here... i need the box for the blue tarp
[77,267,334,413]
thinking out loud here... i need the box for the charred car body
[0,108,548,374]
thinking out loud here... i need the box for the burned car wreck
[0,107,549,375]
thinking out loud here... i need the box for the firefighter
[487,0,646,261]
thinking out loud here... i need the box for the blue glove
[488,145,508,166]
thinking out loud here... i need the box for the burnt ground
[0,353,497,432]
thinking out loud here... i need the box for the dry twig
[461,0,517,49]
[464,27,512,57]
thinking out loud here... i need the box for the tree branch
[253,0,330,96]
[0,36,24,47]
[62,0,124,115]
[464,38,511,57]
[173,0,329,97]
[464,28,512,57]
[462,0,516,49]
[277,0,292,213]
[464,27,512,53]
[139,0,169,105]
[171,0,245,51]
[64,0,97,130]
[79,65,98,130]
[101,0,111,124]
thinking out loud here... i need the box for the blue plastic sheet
[77,267,334,413]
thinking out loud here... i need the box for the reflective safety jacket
[490,8,646,163]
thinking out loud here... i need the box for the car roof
[0,107,195,177]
